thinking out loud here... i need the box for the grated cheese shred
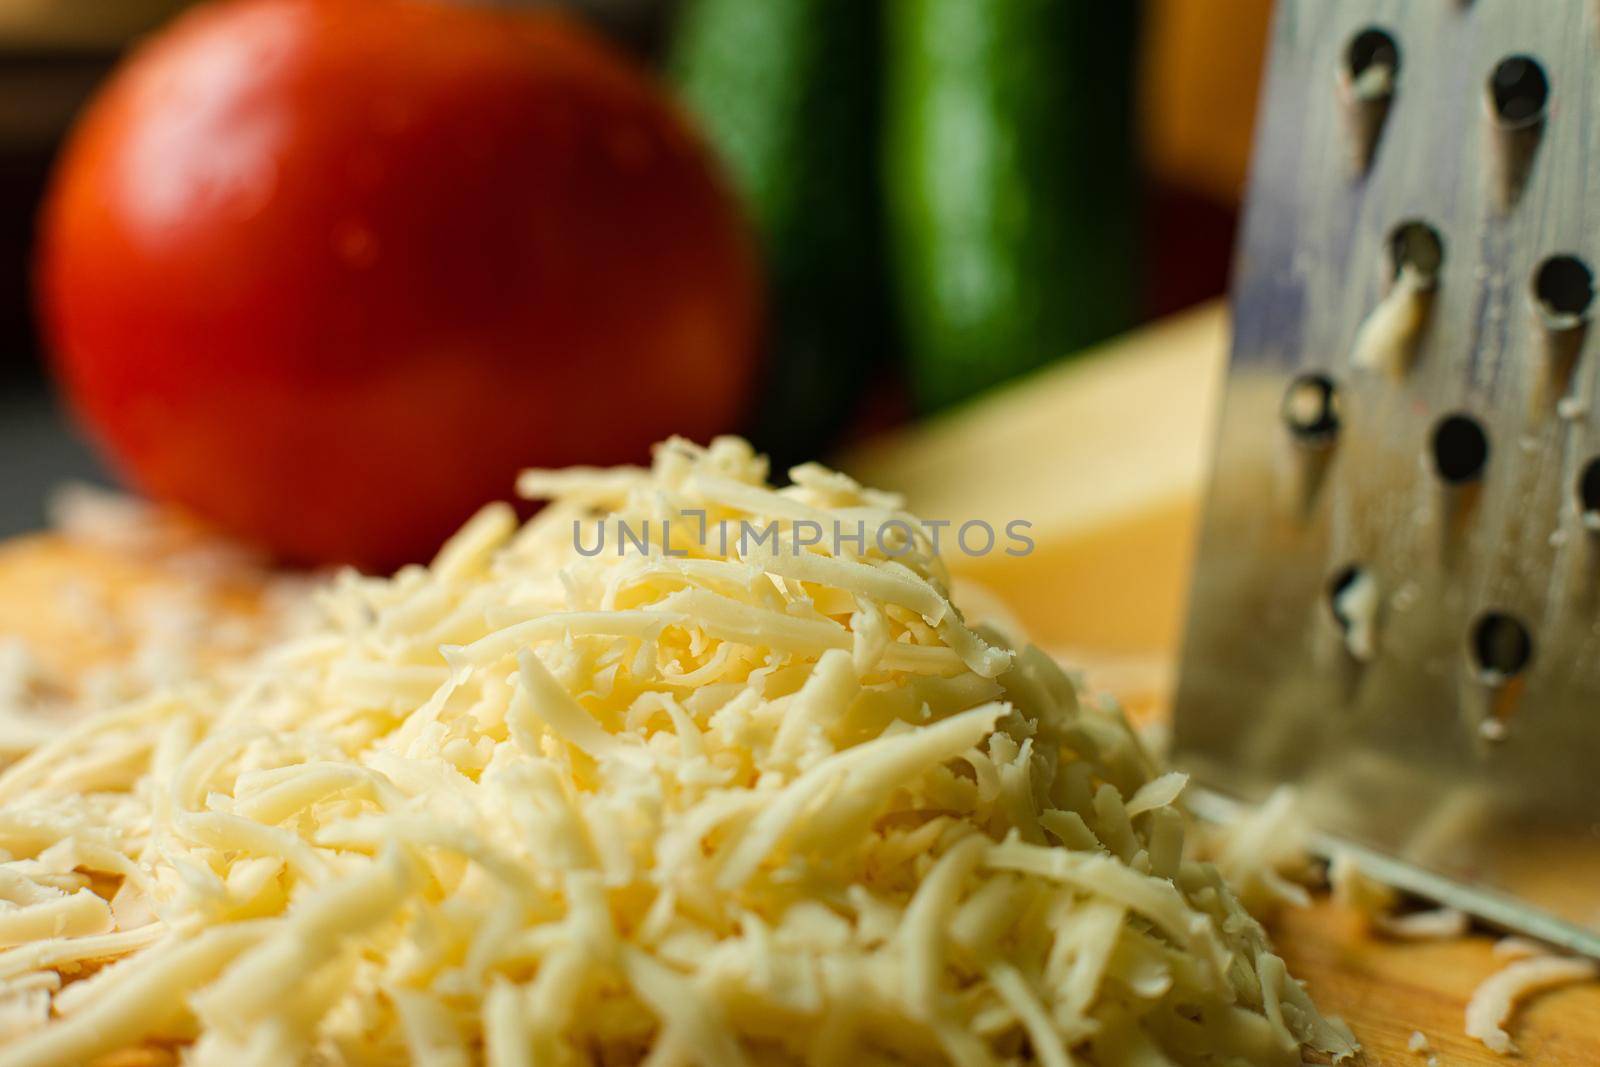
[1465,953,1597,1055]
[0,437,1357,1065]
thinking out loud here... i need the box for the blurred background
[0,0,1269,540]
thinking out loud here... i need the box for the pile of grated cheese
[0,437,1356,1066]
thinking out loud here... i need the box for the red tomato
[38,0,762,571]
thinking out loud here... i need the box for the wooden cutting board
[8,523,1596,1066]
[3,309,1597,1062]
[1271,902,1600,1065]
[847,304,1600,1065]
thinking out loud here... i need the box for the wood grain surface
[1270,900,1600,1065]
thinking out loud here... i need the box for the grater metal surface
[1173,0,1600,956]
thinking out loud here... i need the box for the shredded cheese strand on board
[0,437,1356,1065]
[1465,954,1598,1055]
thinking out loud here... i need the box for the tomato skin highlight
[37,0,763,571]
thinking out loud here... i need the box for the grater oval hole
[1430,414,1489,484]
[1281,374,1340,445]
[1578,457,1600,524]
[1386,220,1444,284]
[1488,55,1549,127]
[1327,564,1377,660]
[1532,255,1594,320]
[1470,612,1532,682]
[1345,28,1400,92]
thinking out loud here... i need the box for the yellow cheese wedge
[842,302,1227,703]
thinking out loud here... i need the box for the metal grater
[1172,0,1600,957]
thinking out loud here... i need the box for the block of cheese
[843,302,1227,703]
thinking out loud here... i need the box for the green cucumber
[884,0,1142,411]
[670,0,884,471]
